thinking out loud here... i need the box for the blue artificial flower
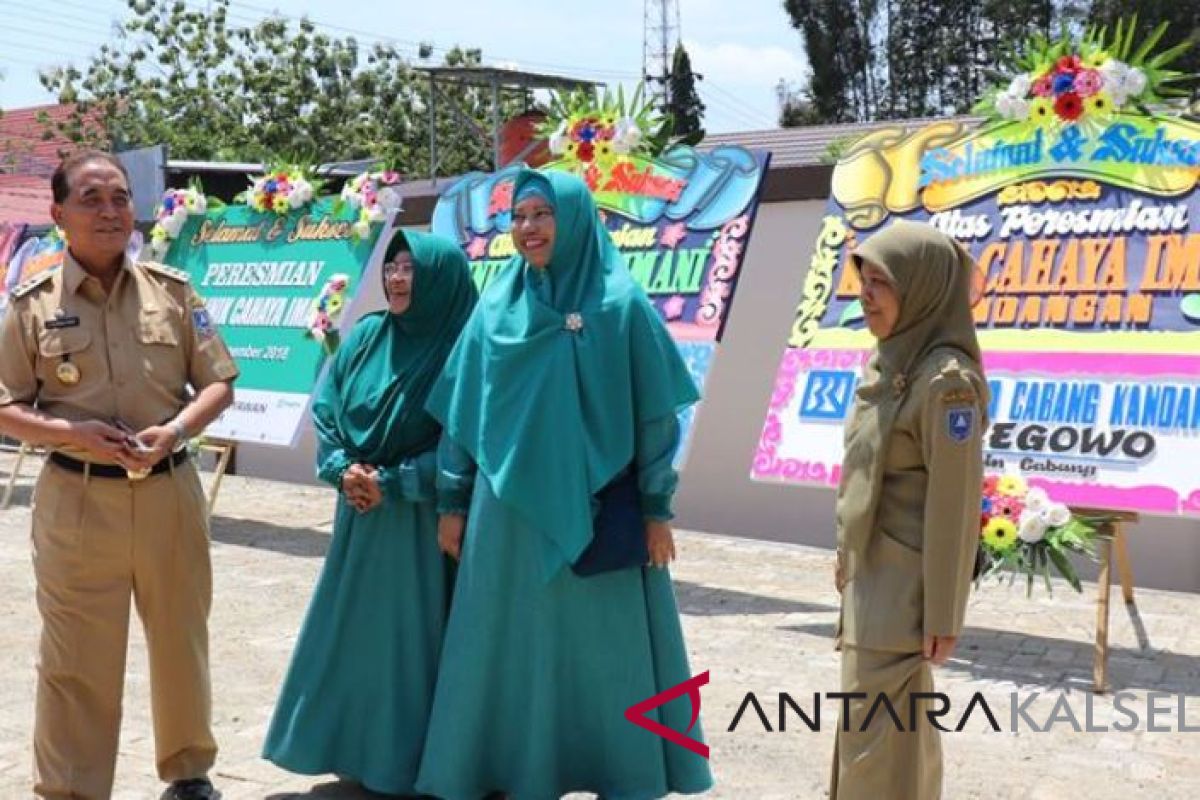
[265,179,279,193]
[1052,73,1075,94]
[163,197,175,212]
[981,497,993,513]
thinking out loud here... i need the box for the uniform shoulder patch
[946,406,975,443]
[9,268,57,299]
[142,261,191,283]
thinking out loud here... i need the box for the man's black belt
[50,449,189,479]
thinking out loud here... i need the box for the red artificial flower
[981,513,992,528]
[983,475,999,494]
[1054,92,1083,121]
[1056,55,1081,74]
[577,141,595,162]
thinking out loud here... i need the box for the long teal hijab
[313,229,477,466]
[426,169,699,576]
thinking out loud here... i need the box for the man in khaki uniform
[0,151,238,800]
[831,221,987,800]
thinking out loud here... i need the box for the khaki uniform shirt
[838,349,986,652]
[0,253,239,461]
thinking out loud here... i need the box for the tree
[38,0,517,176]
[666,43,705,144]
[780,0,1096,124]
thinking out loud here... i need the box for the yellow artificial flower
[326,294,344,315]
[1029,98,1055,128]
[1083,50,1109,69]
[595,141,615,162]
[1084,91,1115,119]
[997,474,1027,497]
[982,518,1019,553]
[273,196,290,214]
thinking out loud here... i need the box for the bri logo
[624,671,710,759]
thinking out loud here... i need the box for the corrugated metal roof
[701,115,985,168]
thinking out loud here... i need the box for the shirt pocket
[138,312,180,347]
[37,327,92,359]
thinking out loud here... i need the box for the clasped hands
[341,463,383,513]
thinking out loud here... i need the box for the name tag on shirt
[44,316,81,330]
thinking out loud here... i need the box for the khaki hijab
[837,221,985,570]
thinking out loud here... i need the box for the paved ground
[0,450,1197,799]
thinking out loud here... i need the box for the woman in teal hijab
[262,229,477,794]
[416,170,714,800]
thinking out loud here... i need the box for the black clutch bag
[571,465,649,577]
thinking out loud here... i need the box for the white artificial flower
[1009,97,1031,120]
[160,213,186,238]
[172,205,189,221]
[376,186,403,213]
[1018,510,1048,543]
[291,179,314,205]
[614,116,642,150]
[1123,67,1147,97]
[1045,503,1072,527]
[548,122,569,156]
[190,193,207,214]
[365,205,387,223]
[341,184,363,209]
[1024,487,1050,513]
[1008,74,1031,98]
[352,219,372,240]
[1100,59,1129,89]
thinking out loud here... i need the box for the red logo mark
[624,670,710,759]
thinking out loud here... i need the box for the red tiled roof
[0,174,53,225]
[0,103,83,176]
[0,104,84,225]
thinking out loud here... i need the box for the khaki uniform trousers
[830,646,942,800]
[31,458,216,800]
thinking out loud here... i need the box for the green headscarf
[837,220,986,569]
[426,169,700,577]
[312,229,477,466]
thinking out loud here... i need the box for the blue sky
[0,0,808,134]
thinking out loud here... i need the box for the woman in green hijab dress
[831,221,988,799]
[262,230,477,794]
[415,169,714,800]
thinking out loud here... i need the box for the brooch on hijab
[564,312,584,332]
[891,373,908,397]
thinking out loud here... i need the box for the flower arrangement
[978,473,1112,594]
[149,180,209,256]
[334,168,404,241]
[976,18,1194,128]
[307,273,350,348]
[539,82,666,168]
[240,162,320,215]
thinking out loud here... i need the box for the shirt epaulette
[142,262,191,283]
[9,269,57,299]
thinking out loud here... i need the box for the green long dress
[415,170,714,799]
[262,231,476,794]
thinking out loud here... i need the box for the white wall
[228,207,1200,594]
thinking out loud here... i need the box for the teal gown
[416,169,713,799]
[414,415,712,800]
[263,231,476,794]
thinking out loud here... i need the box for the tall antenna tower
[643,0,681,104]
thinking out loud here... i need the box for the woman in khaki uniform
[831,221,987,800]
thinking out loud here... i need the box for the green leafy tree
[666,43,705,145]
[37,0,513,175]
[780,0,1095,123]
